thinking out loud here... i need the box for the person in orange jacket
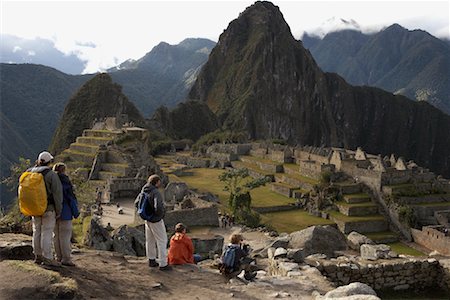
[168,223,197,265]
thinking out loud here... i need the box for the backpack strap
[39,168,54,205]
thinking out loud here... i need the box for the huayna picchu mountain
[49,73,145,155]
[181,1,450,177]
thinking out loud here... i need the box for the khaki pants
[145,220,168,267]
[54,219,73,263]
[32,210,56,260]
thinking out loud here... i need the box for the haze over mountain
[157,1,450,177]
[302,24,450,114]
[0,34,87,75]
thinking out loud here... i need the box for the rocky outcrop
[84,218,113,251]
[112,225,146,256]
[0,233,33,260]
[191,234,224,256]
[315,282,380,300]
[347,232,374,251]
[186,1,450,177]
[289,225,347,258]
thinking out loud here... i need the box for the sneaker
[244,272,257,281]
[61,261,76,267]
[159,265,173,271]
[41,257,62,267]
[148,259,159,268]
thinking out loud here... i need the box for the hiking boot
[41,257,62,267]
[244,271,257,281]
[159,265,172,271]
[148,259,159,268]
[61,261,76,267]
[34,255,44,264]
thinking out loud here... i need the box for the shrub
[397,205,417,228]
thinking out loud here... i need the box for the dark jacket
[58,173,80,220]
[141,183,165,223]
[28,166,63,216]
[232,244,249,272]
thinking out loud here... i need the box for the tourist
[106,222,114,232]
[95,188,102,204]
[52,163,79,266]
[29,151,63,267]
[142,174,172,271]
[168,223,200,265]
[219,234,257,280]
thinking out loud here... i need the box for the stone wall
[209,152,238,162]
[253,205,299,214]
[340,160,382,191]
[299,161,335,180]
[411,226,450,256]
[164,205,219,229]
[175,155,210,168]
[109,178,146,200]
[306,257,442,291]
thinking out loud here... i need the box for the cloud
[12,46,22,53]
[75,41,96,48]
[27,50,35,56]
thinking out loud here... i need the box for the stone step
[335,201,378,217]
[334,182,362,194]
[329,211,388,234]
[283,163,300,175]
[343,193,371,204]
[62,150,96,165]
[76,136,112,146]
[69,143,99,154]
[275,174,315,190]
[65,161,90,171]
[365,231,399,244]
[106,151,128,164]
[83,129,123,139]
[98,171,122,181]
[271,182,297,198]
[100,163,129,175]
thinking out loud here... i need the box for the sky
[1,0,449,74]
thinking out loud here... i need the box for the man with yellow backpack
[18,151,63,267]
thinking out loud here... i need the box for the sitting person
[168,223,198,265]
[219,234,257,281]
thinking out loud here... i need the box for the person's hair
[148,174,161,185]
[175,223,186,233]
[230,234,244,244]
[52,162,66,173]
[36,159,50,167]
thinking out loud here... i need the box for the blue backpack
[220,245,238,274]
[136,191,154,221]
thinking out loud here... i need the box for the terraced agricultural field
[261,210,335,233]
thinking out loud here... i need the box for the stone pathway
[100,198,135,229]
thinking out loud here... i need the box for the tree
[1,157,31,193]
[218,168,270,227]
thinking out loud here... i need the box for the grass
[387,242,425,257]
[344,193,370,199]
[414,201,450,207]
[232,161,273,176]
[176,168,295,208]
[280,172,318,185]
[7,260,62,282]
[261,210,335,233]
[365,231,398,241]
[328,211,385,222]
[72,216,91,245]
[335,201,376,207]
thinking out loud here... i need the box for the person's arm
[67,182,80,218]
[154,191,165,217]
[51,172,63,217]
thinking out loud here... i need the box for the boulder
[322,282,379,299]
[84,218,113,251]
[112,225,146,256]
[287,248,305,263]
[360,244,396,260]
[197,192,219,203]
[164,182,188,203]
[0,233,33,260]
[274,247,287,258]
[347,232,374,251]
[191,234,224,255]
[289,225,347,258]
[278,262,300,276]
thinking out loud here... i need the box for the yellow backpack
[18,169,50,216]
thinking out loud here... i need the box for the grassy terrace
[343,193,370,199]
[335,201,376,207]
[365,231,398,241]
[232,161,273,176]
[328,211,385,222]
[240,155,279,165]
[261,210,335,233]
[175,168,295,208]
[387,242,425,257]
[413,201,450,207]
[278,171,318,185]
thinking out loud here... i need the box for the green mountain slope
[49,73,145,154]
[302,24,450,114]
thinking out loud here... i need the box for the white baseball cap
[38,151,54,163]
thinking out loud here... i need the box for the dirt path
[100,198,135,229]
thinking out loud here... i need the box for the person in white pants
[29,151,63,267]
[141,174,171,271]
[53,163,80,266]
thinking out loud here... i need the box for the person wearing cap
[141,174,171,271]
[29,151,63,267]
[168,223,196,265]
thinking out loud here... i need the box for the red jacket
[168,233,194,265]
